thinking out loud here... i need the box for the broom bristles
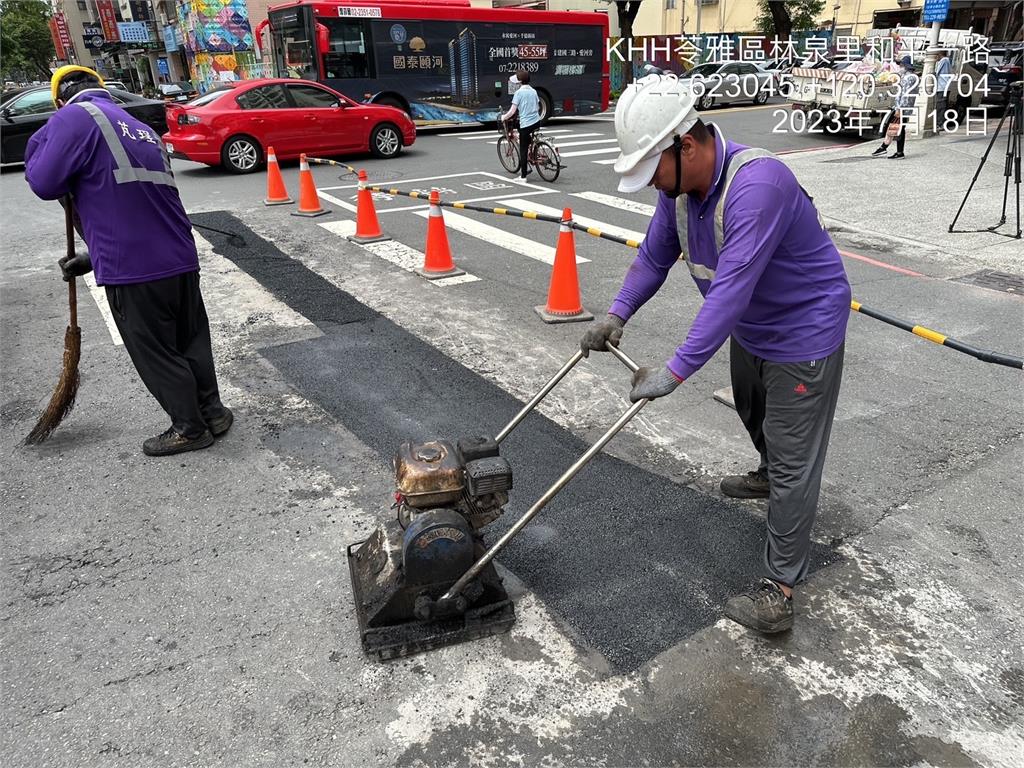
[24,325,81,445]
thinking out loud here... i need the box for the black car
[158,81,199,104]
[981,44,1023,106]
[0,85,168,165]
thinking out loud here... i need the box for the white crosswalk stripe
[447,128,578,140]
[571,191,657,218]
[486,132,606,146]
[549,138,618,149]
[592,158,618,165]
[414,208,588,265]
[83,273,123,345]
[318,220,481,286]
[557,146,620,158]
[496,198,645,244]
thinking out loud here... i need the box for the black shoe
[207,407,234,437]
[142,427,214,457]
[724,578,794,634]
[870,145,888,157]
[720,469,770,499]
[889,152,905,159]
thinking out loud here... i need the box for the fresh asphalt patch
[192,211,838,672]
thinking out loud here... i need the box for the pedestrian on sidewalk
[500,70,541,180]
[871,55,919,159]
[25,66,233,457]
[580,74,851,635]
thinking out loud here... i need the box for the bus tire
[221,134,263,174]
[375,95,410,115]
[370,123,403,159]
[537,90,553,124]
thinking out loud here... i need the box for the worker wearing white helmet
[580,74,852,634]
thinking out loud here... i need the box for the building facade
[633,0,1021,40]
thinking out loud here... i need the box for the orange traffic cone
[291,154,329,218]
[263,146,292,206]
[417,188,464,280]
[347,169,389,244]
[535,208,593,324]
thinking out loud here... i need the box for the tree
[613,0,644,45]
[754,0,827,41]
[0,0,55,82]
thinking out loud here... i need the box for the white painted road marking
[497,198,646,244]
[557,146,620,158]
[414,209,588,266]
[572,191,657,218]
[83,274,123,346]
[319,220,481,286]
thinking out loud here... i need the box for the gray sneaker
[725,578,794,634]
[207,407,234,437]
[720,469,769,499]
[143,427,214,457]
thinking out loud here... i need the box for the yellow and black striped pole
[850,301,1022,369]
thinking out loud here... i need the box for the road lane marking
[571,191,657,218]
[83,274,123,346]
[557,146,620,158]
[550,138,619,149]
[414,209,587,265]
[497,198,645,244]
[319,220,481,285]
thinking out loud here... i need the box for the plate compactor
[347,343,649,660]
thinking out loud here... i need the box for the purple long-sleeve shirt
[609,128,851,381]
[25,91,198,286]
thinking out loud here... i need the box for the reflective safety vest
[674,147,825,282]
[76,100,177,188]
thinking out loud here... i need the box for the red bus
[258,0,609,125]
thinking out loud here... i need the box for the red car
[162,78,416,173]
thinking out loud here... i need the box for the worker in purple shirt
[580,75,851,634]
[25,66,233,457]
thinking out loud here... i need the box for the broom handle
[65,198,78,328]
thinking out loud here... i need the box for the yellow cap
[51,65,105,105]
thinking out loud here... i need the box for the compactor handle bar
[442,342,647,602]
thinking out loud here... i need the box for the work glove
[580,314,625,358]
[58,251,92,281]
[629,365,683,403]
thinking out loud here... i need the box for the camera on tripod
[949,73,1022,239]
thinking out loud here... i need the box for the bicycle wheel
[533,140,561,182]
[497,135,520,173]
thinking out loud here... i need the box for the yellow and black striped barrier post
[321,174,1023,371]
[850,301,1022,369]
[306,157,359,177]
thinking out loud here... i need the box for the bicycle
[497,119,562,182]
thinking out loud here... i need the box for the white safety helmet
[613,75,700,193]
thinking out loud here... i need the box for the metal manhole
[954,269,1023,295]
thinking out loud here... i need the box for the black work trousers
[105,271,226,439]
[730,337,845,588]
[518,122,538,178]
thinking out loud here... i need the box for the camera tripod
[949,81,1022,239]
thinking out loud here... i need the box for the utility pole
[920,20,942,137]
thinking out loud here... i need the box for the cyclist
[500,69,541,179]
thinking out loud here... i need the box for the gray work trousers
[730,337,845,587]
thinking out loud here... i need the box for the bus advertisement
[260,0,610,125]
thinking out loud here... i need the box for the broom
[24,198,82,445]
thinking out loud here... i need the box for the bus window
[322,19,374,79]
[270,8,317,80]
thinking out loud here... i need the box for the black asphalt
[192,211,838,672]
